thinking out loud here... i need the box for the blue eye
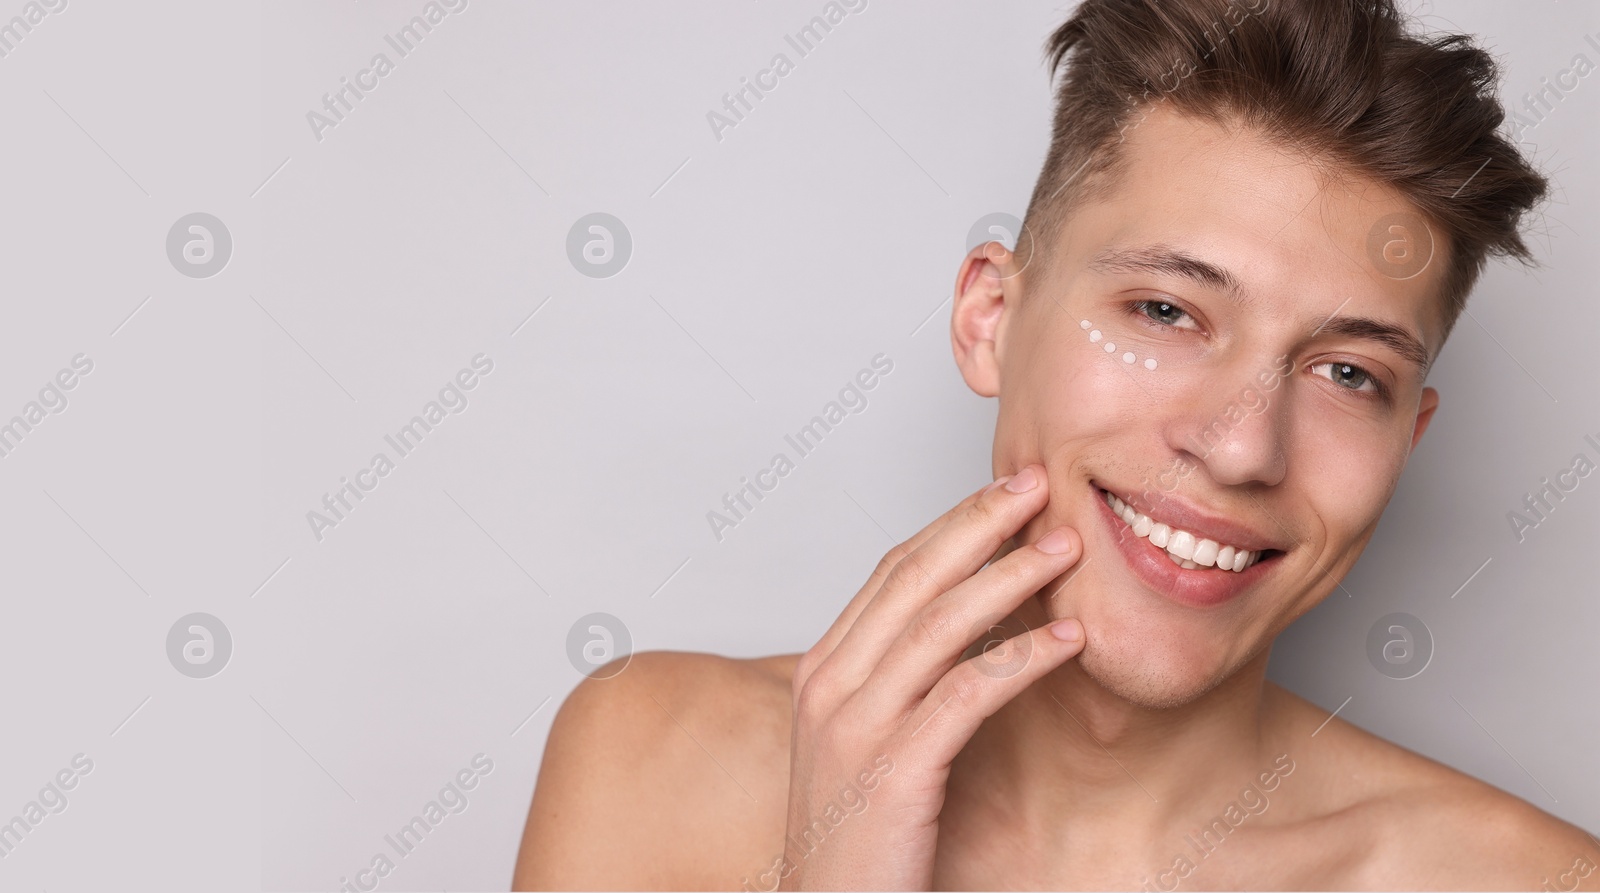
[1131,299,1196,330]
[1311,361,1386,399]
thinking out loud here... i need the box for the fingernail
[1036,527,1073,554]
[1049,619,1082,642]
[984,475,1014,494]
[1005,467,1039,493]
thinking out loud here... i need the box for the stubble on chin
[1056,622,1247,712]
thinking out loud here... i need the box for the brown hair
[1021,0,1548,341]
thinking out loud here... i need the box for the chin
[1074,645,1231,710]
[1061,601,1252,710]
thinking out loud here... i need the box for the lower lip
[1092,485,1276,608]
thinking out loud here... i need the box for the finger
[820,464,1051,689]
[897,620,1086,767]
[796,480,993,693]
[857,524,1082,712]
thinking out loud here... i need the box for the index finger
[799,475,1011,683]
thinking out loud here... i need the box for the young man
[516,0,1599,888]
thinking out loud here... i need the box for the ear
[951,241,1024,398]
[1409,386,1440,454]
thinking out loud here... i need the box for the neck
[944,611,1286,875]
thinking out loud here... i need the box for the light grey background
[0,0,1592,890]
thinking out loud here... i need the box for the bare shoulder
[1266,684,1600,891]
[512,650,801,891]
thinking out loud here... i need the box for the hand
[778,465,1086,890]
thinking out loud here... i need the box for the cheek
[1296,431,1409,543]
[1076,316,1166,372]
[1069,311,1236,422]
[1003,318,1199,466]
[1019,337,1144,444]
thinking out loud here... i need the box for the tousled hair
[1021,0,1548,341]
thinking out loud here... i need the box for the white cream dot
[1080,319,1092,329]
[1104,342,1116,352]
[1144,358,1158,370]
[1123,352,1135,363]
[1089,330,1102,342]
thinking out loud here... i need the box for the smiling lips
[1100,489,1266,572]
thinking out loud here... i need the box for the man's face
[953,104,1444,709]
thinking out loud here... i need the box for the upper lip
[1093,480,1288,553]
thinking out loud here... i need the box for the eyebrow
[1087,244,1432,375]
[1089,244,1248,304]
[1312,315,1431,374]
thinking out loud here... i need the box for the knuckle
[988,551,1040,588]
[884,553,938,595]
[907,606,956,651]
[966,494,1002,527]
[794,668,842,720]
[942,666,988,709]
[792,648,822,698]
[876,543,911,579]
[970,628,1034,680]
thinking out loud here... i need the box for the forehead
[1054,103,1448,353]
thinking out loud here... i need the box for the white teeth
[1168,530,1197,561]
[1102,489,1264,573]
[1149,522,1171,549]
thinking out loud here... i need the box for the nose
[1165,357,1289,488]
